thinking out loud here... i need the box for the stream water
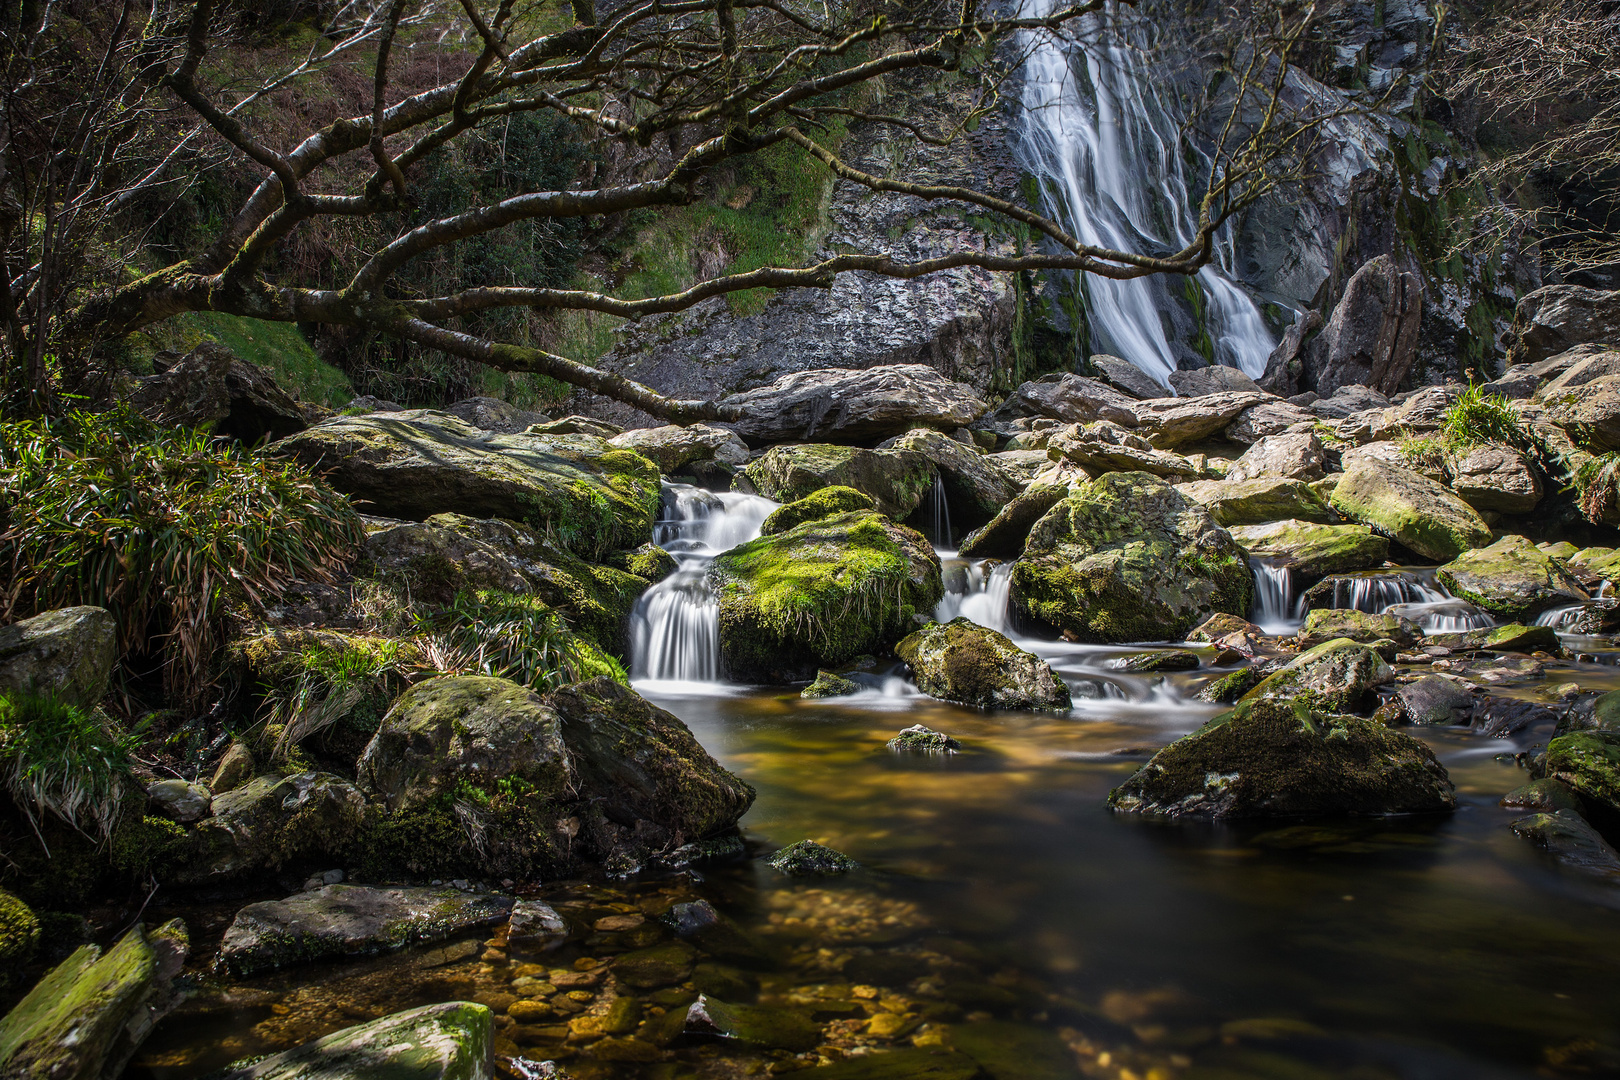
[127,487,1620,1080]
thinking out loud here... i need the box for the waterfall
[631,484,777,684]
[1250,560,1303,634]
[936,560,1015,633]
[1321,571,1495,634]
[921,476,953,549]
[1018,0,1276,385]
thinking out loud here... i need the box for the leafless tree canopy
[1,0,1350,420]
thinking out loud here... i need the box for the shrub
[0,692,138,846]
[0,408,364,707]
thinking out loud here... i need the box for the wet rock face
[1507,285,1620,366]
[1437,535,1588,622]
[1544,731,1620,824]
[1303,256,1423,397]
[0,606,117,709]
[132,342,308,445]
[1229,520,1389,581]
[896,617,1071,711]
[743,444,936,520]
[273,411,660,559]
[1328,457,1492,561]
[723,365,988,448]
[209,1001,494,1080]
[766,840,860,876]
[1010,471,1252,644]
[1108,699,1456,819]
[1240,638,1395,714]
[710,510,942,682]
[1395,675,1476,726]
[1510,810,1620,880]
[218,885,516,976]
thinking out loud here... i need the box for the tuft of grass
[416,590,595,692]
[0,408,365,707]
[0,692,139,846]
[264,639,413,762]
[1438,384,1528,450]
[1398,434,1448,473]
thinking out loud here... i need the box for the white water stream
[1018,0,1276,385]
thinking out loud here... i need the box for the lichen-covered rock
[1543,374,1620,452]
[147,780,212,824]
[884,428,1020,527]
[801,670,862,698]
[527,414,622,438]
[1046,421,1199,479]
[273,412,660,558]
[1395,675,1475,726]
[1446,443,1542,514]
[0,920,188,1080]
[743,444,936,520]
[1132,391,1267,448]
[895,618,1070,710]
[886,725,962,753]
[441,396,548,434]
[1437,534,1588,621]
[608,424,748,473]
[1297,609,1420,649]
[710,511,942,682]
[1328,457,1492,561]
[1544,730,1620,821]
[766,840,859,876]
[1108,699,1455,819]
[1510,810,1620,880]
[1228,520,1390,581]
[1239,638,1394,714]
[957,484,1068,559]
[209,1001,493,1080]
[210,741,256,795]
[1011,472,1252,643]
[184,773,367,882]
[1423,623,1560,653]
[989,373,1139,430]
[0,889,39,983]
[217,885,516,976]
[760,486,876,536]
[1175,477,1338,527]
[0,606,118,709]
[723,365,987,447]
[358,676,571,814]
[1224,430,1329,483]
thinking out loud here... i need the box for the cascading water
[936,559,1015,633]
[1019,0,1276,385]
[1250,559,1304,634]
[1320,571,1495,633]
[920,476,953,549]
[630,484,777,684]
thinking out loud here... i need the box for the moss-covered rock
[182,772,367,883]
[896,618,1070,710]
[1328,457,1492,561]
[608,423,749,474]
[760,486,876,536]
[710,511,942,682]
[0,919,188,1080]
[1510,810,1620,879]
[1297,609,1420,649]
[0,606,118,709]
[1174,477,1338,527]
[274,411,661,559]
[742,444,937,520]
[1228,520,1390,581]
[1423,623,1561,653]
[886,724,962,753]
[1239,638,1394,714]
[957,484,1068,559]
[885,428,1020,528]
[693,996,821,1052]
[1009,472,1252,643]
[802,670,862,698]
[615,542,678,584]
[0,888,39,983]
[209,1001,493,1080]
[1502,777,1585,813]
[1197,668,1265,704]
[766,840,859,876]
[1108,699,1456,819]
[1436,534,1588,622]
[1544,730,1620,821]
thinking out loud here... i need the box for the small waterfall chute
[1250,559,1304,634]
[936,559,1015,633]
[921,475,953,549]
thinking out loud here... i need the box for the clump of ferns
[1576,452,1620,524]
[0,691,141,850]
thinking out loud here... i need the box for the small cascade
[936,559,1015,633]
[1536,605,1591,631]
[921,476,953,549]
[1321,570,1494,634]
[631,483,777,684]
[1250,560,1304,634]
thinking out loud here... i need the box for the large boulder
[1009,472,1252,643]
[1169,366,1262,397]
[1224,430,1329,483]
[1310,384,1390,419]
[1328,457,1492,561]
[273,412,660,559]
[218,885,515,976]
[1436,535,1588,621]
[1108,699,1455,819]
[1543,730,1620,823]
[209,1002,493,1080]
[1174,477,1338,527]
[710,510,942,681]
[1542,374,1620,452]
[1228,520,1390,581]
[442,396,548,433]
[1506,285,1620,366]
[1224,400,1317,444]
[987,373,1139,429]
[1303,256,1423,397]
[1446,443,1542,514]
[1424,623,1560,653]
[0,606,117,708]
[1239,637,1394,713]
[759,486,876,536]
[722,365,986,447]
[1131,391,1266,448]
[957,484,1068,558]
[1532,347,1620,399]
[184,772,367,882]
[609,424,749,474]
[884,429,1020,527]
[742,444,935,520]
[0,920,188,1080]
[358,676,571,814]
[1089,355,1164,399]
[131,342,308,445]
[1297,609,1421,650]
[1046,421,1200,479]
[896,618,1071,710]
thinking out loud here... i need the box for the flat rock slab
[218,885,515,976]
[212,1002,493,1080]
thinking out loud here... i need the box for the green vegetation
[1575,452,1620,524]
[0,692,138,844]
[418,590,627,692]
[262,639,415,763]
[0,408,364,705]
[129,312,354,407]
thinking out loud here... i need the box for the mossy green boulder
[1424,623,1560,653]
[766,840,860,876]
[802,670,862,698]
[1108,699,1456,819]
[760,486,876,536]
[1328,457,1491,561]
[1436,534,1588,622]
[957,484,1068,559]
[1297,609,1420,649]
[209,1001,493,1080]
[274,411,661,559]
[1174,477,1338,527]
[182,772,367,883]
[0,888,39,982]
[1228,519,1390,581]
[742,444,937,520]
[886,428,1021,527]
[0,606,118,709]
[1009,472,1252,643]
[710,510,942,682]
[896,617,1070,710]
[1239,638,1394,714]
[1544,730,1620,821]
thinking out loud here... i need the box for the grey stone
[1397,675,1474,726]
[527,414,623,437]
[884,428,1020,527]
[989,373,1140,430]
[723,365,986,447]
[1507,285,1620,365]
[442,396,548,433]
[147,779,212,824]
[1225,430,1329,483]
[1224,400,1317,444]
[1169,365,1262,397]
[1531,347,1620,399]
[209,1002,494,1080]
[183,772,367,883]
[741,444,936,520]
[1304,256,1423,397]
[609,424,749,473]
[896,617,1070,710]
[0,606,117,708]
[132,342,308,445]
[1132,391,1267,448]
[958,484,1068,558]
[1447,443,1542,514]
[507,900,569,950]
[1089,355,1164,399]
[1543,374,1620,452]
[1047,421,1200,479]
[1309,384,1390,420]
